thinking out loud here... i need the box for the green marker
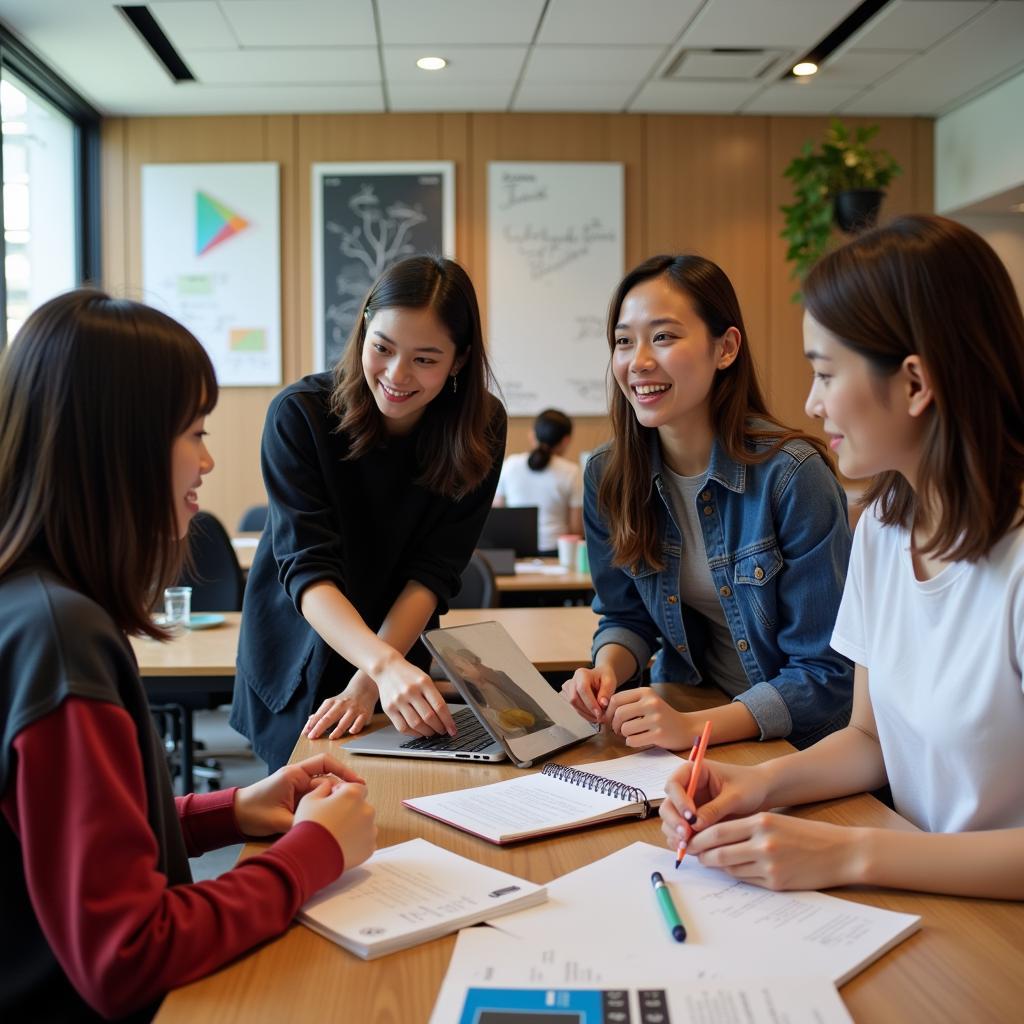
[651,871,687,942]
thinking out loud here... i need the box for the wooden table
[495,558,592,594]
[131,607,598,678]
[155,686,1024,1023]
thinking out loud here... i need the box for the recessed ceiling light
[416,56,447,71]
[793,61,818,77]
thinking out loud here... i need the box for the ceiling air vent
[664,48,787,81]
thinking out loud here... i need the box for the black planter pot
[833,188,884,234]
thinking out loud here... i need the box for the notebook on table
[404,748,685,844]
[297,838,545,960]
[344,620,595,767]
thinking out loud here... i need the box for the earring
[451,374,458,394]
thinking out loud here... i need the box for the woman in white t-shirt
[493,408,583,555]
[659,215,1024,900]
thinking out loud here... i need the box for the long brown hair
[803,214,1024,562]
[330,255,501,499]
[0,289,218,638]
[599,254,830,569]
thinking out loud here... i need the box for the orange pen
[675,719,712,868]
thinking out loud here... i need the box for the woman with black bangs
[0,290,376,1021]
[233,255,507,770]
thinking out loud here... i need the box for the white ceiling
[0,0,1021,118]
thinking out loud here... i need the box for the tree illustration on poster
[312,162,455,371]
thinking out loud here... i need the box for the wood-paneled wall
[101,112,933,531]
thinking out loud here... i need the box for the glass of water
[163,586,192,634]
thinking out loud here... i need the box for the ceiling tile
[844,0,989,51]
[844,1,1024,115]
[523,46,663,83]
[629,78,763,113]
[743,80,863,113]
[219,0,377,47]
[383,45,526,84]
[538,0,704,45]
[513,81,635,110]
[377,0,545,45]
[680,0,863,49]
[186,47,380,85]
[387,83,513,111]
[815,49,915,86]
[151,2,238,50]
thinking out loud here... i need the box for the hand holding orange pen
[675,719,712,868]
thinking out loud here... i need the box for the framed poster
[487,162,623,415]
[312,161,455,371]
[142,162,281,387]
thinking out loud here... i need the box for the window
[0,27,100,347]
[2,71,76,340]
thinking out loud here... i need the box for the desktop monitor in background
[479,507,539,557]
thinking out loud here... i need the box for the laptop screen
[422,621,595,765]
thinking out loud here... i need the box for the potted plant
[781,119,902,294]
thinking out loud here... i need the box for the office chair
[150,511,245,791]
[237,504,268,532]
[449,550,499,610]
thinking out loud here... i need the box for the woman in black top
[232,256,507,770]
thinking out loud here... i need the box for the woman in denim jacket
[562,255,853,750]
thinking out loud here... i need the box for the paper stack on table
[298,838,545,960]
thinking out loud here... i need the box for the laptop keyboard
[399,705,497,753]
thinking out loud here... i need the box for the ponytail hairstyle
[803,214,1024,562]
[599,254,831,570]
[0,289,218,638]
[528,408,573,471]
[330,255,501,499]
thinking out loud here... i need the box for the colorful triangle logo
[195,191,249,256]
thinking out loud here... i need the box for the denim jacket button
[719,585,732,598]
[667,594,678,604]
[701,490,711,501]
[736,639,749,652]
[703,505,713,516]
[754,566,765,580]
[676,643,687,653]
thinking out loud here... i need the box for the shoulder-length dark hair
[529,408,573,471]
[599,254,831,570]
[330,254,500,499]
[803,214,1024,562]
[0,289,218,638]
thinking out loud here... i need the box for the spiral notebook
[403,748,684,844]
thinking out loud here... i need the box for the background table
[131,607,598,678]
[154,685,1024,1023]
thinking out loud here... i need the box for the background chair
[237,504,268,532]
[149,511,245,791]
[449,550,499,610]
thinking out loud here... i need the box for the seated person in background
[0,290,376,1022]
[494,408,583,556]
[660,215,1024,900]
[562,254,853,752]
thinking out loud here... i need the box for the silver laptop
[344,620,596,768]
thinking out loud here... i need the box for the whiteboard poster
[487,162,623,416]
[313,161,455,372]
[141,162,281,387]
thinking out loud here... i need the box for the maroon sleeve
[175,788,244,856]
[1,697,344,1020]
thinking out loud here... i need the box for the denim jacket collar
[645,428,747,495]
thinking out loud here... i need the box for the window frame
[0,24,101,347]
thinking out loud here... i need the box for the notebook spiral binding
[541,762,652,819]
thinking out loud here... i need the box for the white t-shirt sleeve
[493,457,510,502]
[830,509,873,667]
[567,463,584,510]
